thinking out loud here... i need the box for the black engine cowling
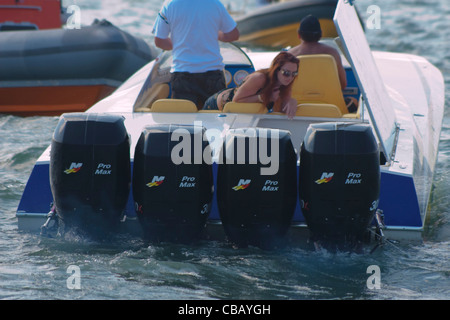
[299,122,380,246]
[132,124,213,243]
[217,128,297,249]
[50,113,131,237]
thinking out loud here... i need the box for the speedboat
[16,1,445,250]
[0,1,156,116]
[234,0,340,49]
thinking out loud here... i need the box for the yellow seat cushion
[222,102,266,114]
[150,99,198,113]
[296,103,342,118]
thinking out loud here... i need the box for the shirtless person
[288,15,347,90]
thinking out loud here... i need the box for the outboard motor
[217,128,297,249]
[133,124,213,243]
[50,113,131,237]
[299,122,380,250]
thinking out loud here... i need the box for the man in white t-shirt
[152,0,239,108]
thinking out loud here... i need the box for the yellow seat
[296,103,342,118]
[150,99,198,113]
[292,54,348,115]
[222,102,266,114]
[342,106,360,119]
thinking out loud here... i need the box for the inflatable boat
[234,0,339,49]
[0,20,155,116]
[0,1,156,116]
[16,1,445,250]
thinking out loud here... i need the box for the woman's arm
[232,72,267,103]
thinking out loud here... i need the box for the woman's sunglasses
[280,69,298,78]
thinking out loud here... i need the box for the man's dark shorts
[171,70,226,109]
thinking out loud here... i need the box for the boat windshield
[221,42,253,66]
[133,42,253,111]
[157,42,253,70]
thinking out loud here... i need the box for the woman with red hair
[203,51,300,119]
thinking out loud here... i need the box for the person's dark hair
[298,15,322,42]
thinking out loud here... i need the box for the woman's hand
[282,98,298,119]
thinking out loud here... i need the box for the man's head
[298,15,322,42]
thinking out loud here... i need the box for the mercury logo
[315,172,334,184]
[146,176,165,187]
[64,162,82,174]
[232,179,251,191]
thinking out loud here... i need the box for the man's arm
[334,52,347,90]
[218,27,239,43]
[154,37,173,51]
[326,47,347,90]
